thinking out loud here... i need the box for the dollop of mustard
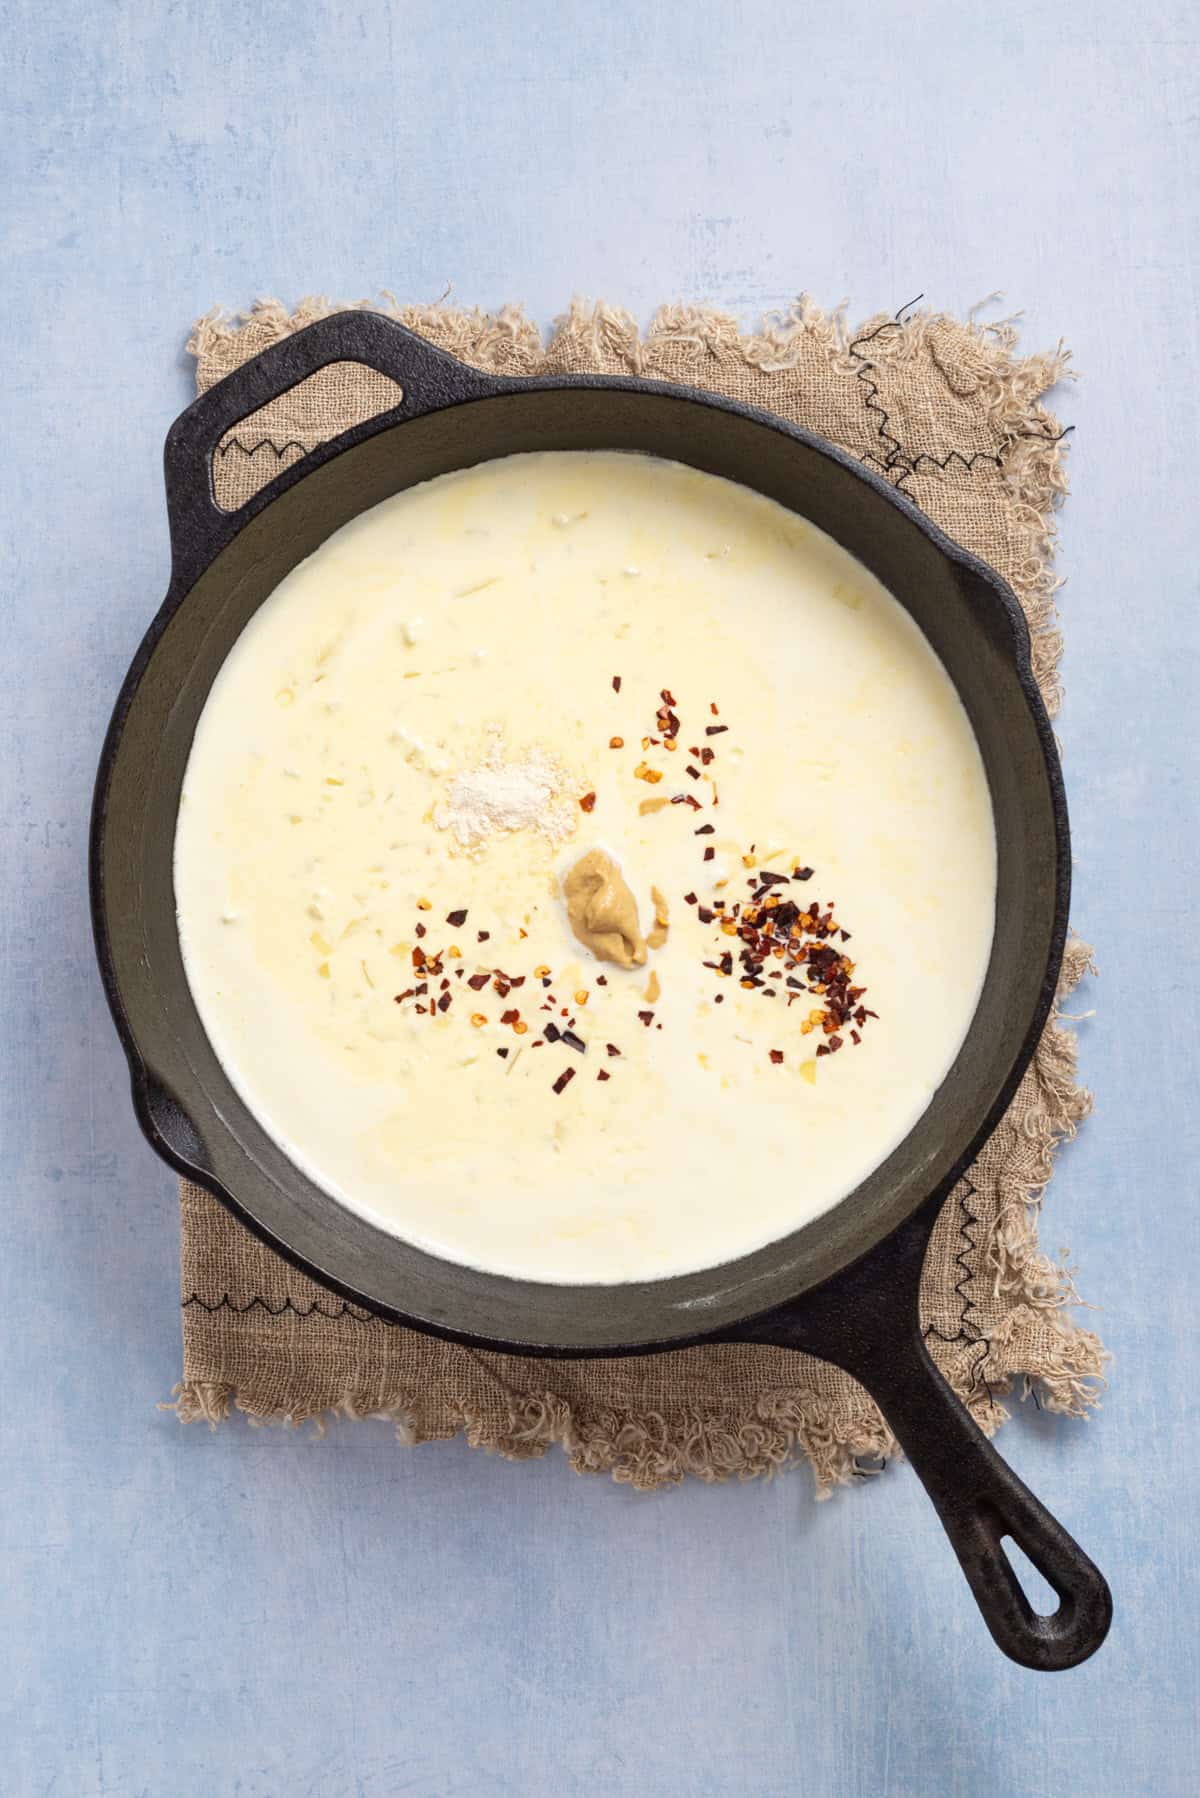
[562,849,647,968]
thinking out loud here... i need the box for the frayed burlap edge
[169,294,1105,1495]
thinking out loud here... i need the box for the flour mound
[434,730,579,850]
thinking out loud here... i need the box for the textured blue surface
[3,1,1197,1792]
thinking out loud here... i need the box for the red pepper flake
[792,866,814,882]
[685,764,701,780]
[705,724,728,736]
[412,946,427,970]
[606,1042,621,1057]
[596,975,608,986]
[683,891,698,905]
[560,1028,587,1054]
[695,823,715,836]
[500,1008,520,1026]
[579,791,597,813]
[477,929,490,942]
[637,1010,654,1026]
[714,993,724,1004]
[552,1067,576,1095]
[497,1046,509,1059]
[703,847,715,863]
[815,1043,830,1057]
[445,908,468,927]
[414,921,426,939]
[697,905,714,923]
[612,675,622,692]
[660,688,676,706]
[710,702,719,716]
[699,746,715,766]
[851,1028,861,1045]
[437,992,452,1013]
[597,1069,611,1082]
[393,988,415,1004]
[544,1022,561,1042]
[467,972,490,991]
[769,1049,784,1065]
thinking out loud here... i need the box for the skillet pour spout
[91,309,1111,1668]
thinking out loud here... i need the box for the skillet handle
[734,1220,1111,1669]
[163,311,496,592]
[852,1326,1110,1669]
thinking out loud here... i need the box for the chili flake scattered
[612,675,622,692]
[445,908,468,927]
[769,1049,784,1065]
[579,791,597,813]
[552,1067,576,1095]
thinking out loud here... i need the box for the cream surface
[174,451,996,1283]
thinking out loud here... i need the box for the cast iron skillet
[91,311,1112,1670]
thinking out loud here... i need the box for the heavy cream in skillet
[174,452,996,1283]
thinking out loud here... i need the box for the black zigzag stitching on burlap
[182,1292,388,1325]
[216,436,309,461]
[848,294,1072,493]
[921,1177,996,1402]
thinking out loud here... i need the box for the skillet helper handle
[736,1220,1111,1670]
[162,311,495,592]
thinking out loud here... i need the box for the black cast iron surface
[91,311,1111,1669]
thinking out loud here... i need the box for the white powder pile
[434,730,579,850]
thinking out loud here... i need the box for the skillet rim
[90,343,1070,1355]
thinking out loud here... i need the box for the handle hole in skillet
[1000,1535,1062,1619]
[211,361,405,513]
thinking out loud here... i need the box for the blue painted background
[3,1,1197,1792]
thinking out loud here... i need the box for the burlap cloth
[173,294,1106,1493]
